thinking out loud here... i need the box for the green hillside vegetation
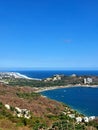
[5,75,98,87]
[0,101,97,130]
[0,83,98,130]
[16,92,40,99]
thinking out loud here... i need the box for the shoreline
[0,72,41,81]
[15,72,41,80]
[35,84,98,93]
[36,84,98,118]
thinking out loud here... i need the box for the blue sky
[0,0,98,70]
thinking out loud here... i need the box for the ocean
[6,70,98,116]
[13,70,98,79]
[41,87,98,116]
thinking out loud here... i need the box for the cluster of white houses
[14,107,31,119]
[63,106,95,124]
[5,104,96,123]
[44,75,62,82]
[68,114,95,123]
[5,104,31,119]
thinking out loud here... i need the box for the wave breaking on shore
[0,72,41,81]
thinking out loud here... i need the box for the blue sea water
[13,70,98,79]
[41,87,98,116]
[4,70,98,116]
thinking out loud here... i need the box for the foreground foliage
[0,101,97,130]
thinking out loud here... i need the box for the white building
[44,78,52,82]
[84,78,92,84]
[5,104,10,110]
[68,114,75,119]
[84,78,87,84]
[15,107,22,113]
[52,77,58,81]
[83,117,89,122]
[89,116,95,121]
[76,117,82,123]
[87,78,92,84]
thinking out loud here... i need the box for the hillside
[0,83,98,130]
[0,83,65,116]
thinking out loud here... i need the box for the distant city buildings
[44,74,62,82]
[84,77,92,84]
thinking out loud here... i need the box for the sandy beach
[35,84,98,93]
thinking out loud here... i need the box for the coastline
[0,72,41,81]
[15,72,41,80]
[1,71,98,118]
[37,84,98,117]
[35,84,98,93]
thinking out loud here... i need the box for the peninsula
[1,72,98,90]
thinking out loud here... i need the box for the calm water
[41,87,98,116]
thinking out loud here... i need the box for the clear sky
[0,0,98,70]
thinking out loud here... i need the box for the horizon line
[0,67,98,71]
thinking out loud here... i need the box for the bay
[3,70,98,117]
[41,87,98,116]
